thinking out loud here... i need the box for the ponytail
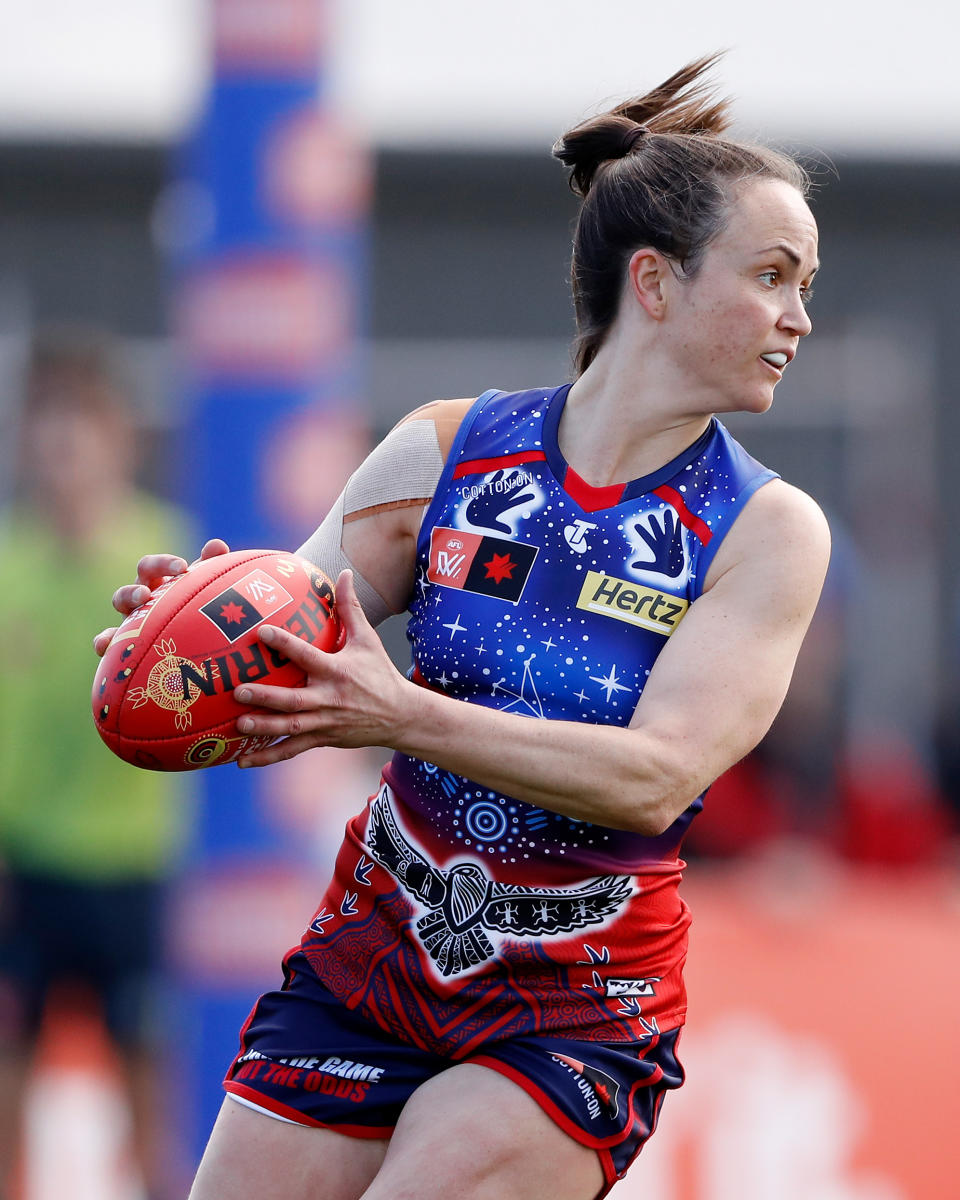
[553,54,731,197]
[553,54,810,375]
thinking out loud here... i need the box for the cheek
[696,311,755,368]
[710,300,770,359]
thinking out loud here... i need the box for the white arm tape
[296,418,445,628]
[340,418,445,513]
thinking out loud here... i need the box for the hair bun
[621,123,649,154]
[552,115,648,196]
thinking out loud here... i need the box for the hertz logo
[576,571,688,635]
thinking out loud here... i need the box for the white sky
[0,0,956,157]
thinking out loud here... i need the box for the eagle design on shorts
[366,791,632,977]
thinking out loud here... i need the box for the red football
[92,549,339,771]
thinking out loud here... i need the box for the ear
[626,249,670,320]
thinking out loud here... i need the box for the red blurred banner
[615,859,959,1199]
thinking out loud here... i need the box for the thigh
[362,1063,605,1200]
[189,1097,388,1200]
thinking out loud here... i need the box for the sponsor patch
[576,571,688,636]
[427,526,538,604]
[200,569,295,642]
[604,977,660,999]
[551,1052,622,1119]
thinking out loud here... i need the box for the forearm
[393,682,694,836]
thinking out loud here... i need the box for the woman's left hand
[233,569,418,767]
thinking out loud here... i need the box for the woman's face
[664,177,819,415]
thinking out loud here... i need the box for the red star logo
[219,600,247,624]
[483,552,516,584]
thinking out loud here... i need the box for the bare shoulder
[703,478,831,608]
[734,477,828,549]
[396,397,476,425]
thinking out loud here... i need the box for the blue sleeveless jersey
[303,384,777,1050]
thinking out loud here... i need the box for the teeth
[761,352,788,368]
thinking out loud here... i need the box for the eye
[799,284,815,307]
[758,270,779,288]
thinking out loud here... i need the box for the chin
[718,391,774,417]
[739,386,777,415]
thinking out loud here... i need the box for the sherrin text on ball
[92,549,339,770]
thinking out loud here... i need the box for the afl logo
[446,537,464,550]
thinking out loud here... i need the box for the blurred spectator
[0,328,191,1200]
[835,731,951,867]
[686,517,954,867]
[934,609,960,848]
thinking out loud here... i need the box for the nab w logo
[427,526,538,604]
[244,577,277,603]
[436,550,467,578]
[200,569,295,642]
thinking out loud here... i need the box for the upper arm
[298,398,475,618]
[627,479,831,819]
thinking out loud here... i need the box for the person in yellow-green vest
[0,329,191,1200]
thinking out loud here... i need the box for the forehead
[716,178,819,270]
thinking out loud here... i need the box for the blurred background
[0,2,958,1198]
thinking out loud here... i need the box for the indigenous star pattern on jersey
[303,385,777,1054]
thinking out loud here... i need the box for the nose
[779,290,812,337]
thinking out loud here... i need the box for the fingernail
[236,689,251,704]
[238,716,254,732]
[170,559,187,574]
[260,626,275,644]
[237,758,251,768]
[131,587,149,606]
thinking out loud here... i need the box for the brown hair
[24,325,128,421]
[553,54,811,375]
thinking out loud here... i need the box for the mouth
[759,351,792,374]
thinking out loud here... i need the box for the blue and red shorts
[224,950,684,1195]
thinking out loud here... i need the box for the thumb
[334,568,371,645]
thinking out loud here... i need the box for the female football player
[97,56,828,1200]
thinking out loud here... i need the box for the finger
[237,732,322,769]
[236,706,316,736]
[234,681,315,714]
[198,538,230,561]
[93,627,118,657]
[112,583,153,615]
[254,622,331,672]
[136,553,189,589]
[332,569,370,641]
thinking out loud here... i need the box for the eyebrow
[760,243,820,276]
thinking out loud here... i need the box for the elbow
[623,752,700,838]
[628,805,684,839]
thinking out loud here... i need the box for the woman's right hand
[92,538,230,657]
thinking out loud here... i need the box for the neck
[560,338,713,487]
